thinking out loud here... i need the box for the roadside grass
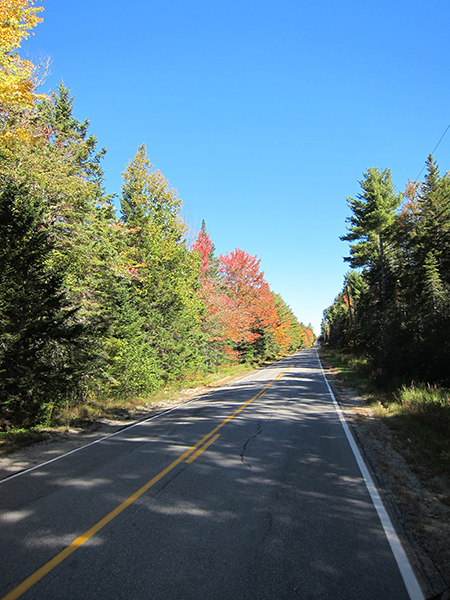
[318,348,379,398]
[319,347,450,479]
[0,361,257,457]
[384,385,450,478]
[0,428,60,456]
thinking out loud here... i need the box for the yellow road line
[2,444,197,600]
[186,433,221,463]
[1,367,289,600]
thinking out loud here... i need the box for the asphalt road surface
[0,349,424,600]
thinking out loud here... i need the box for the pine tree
[341,167,401,304]
[415,156,450,285]
[403,157,450,382]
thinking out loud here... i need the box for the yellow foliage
[0,0,43,52]
[0,0,44,147]
[0,124,40,147]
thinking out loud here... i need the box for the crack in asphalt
[240,423,263,469]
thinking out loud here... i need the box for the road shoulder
[320,355,450,600]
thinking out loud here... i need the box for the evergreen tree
[0,182,88,426]
[402,157,450,382]
[341,167,401,304]
[37,81,107,187]
[112,144,203,389]
[414,156,450,286]
[327,159,450,386]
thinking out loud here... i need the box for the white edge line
[316,350,424,600]
[0,361,288,485]
[0,402,188,484]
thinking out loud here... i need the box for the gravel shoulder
[1,362,449,599]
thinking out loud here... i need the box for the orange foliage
[302,326,315,348]
[273,316,293,353]
[194,238,307,359]
[198,278,250,344]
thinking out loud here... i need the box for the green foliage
[322,270,369,350]
[422,251,448,315]
[37,81,107,187]
[121,143,183,235]
[325,156,450,387]
[341,167,401,305]
[108,144,204,390]
[0,182,89,427]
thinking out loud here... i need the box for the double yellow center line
[2,367,289,600]
[185,367,287,463]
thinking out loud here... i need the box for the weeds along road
[0,350,423,600]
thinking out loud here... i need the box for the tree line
[0,1,314,428]
[322,158,450,387]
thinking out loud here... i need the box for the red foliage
[198,278,249,343]
[219,248,278,342]
[192,229,213,277]
[194,239,305,358]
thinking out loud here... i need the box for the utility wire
[416,122,450,181]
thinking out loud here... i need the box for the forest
[0,1,314,429]
[322,160,450,388]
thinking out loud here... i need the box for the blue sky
[24,0,450,333]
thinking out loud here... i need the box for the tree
[327,159,450,386]
[1,78,119,409]
[192,224,215,278]
[398,157,450,382]
[0,181,89,426]
[191,226,235,366]
[33,83,114,320]
[113,144,203,389]
[121,144,183,237]
[321,270,368,349]
[0,0,45,149]
[37,81,107,187]
[219,248,278,360]
[414,156,450,286]
[271,293,308,355]
[341,167,401,304]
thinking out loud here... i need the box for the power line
[416,122,450,181]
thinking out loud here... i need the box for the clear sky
[23,0,450,333]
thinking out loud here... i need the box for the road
[0,349,423,600]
